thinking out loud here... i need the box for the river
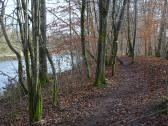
[0,55,73,92]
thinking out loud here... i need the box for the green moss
[39,75,49,86]
[153,97,168,115]
[96,82,107,88]
[34,85,42,122]
[95,74,107,88]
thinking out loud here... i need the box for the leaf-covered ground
[0,56,168,126]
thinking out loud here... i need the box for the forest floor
[0,56,168,126]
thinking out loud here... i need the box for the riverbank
[0,54,74,95]
[0,55,17,61]
[0,42,21,61]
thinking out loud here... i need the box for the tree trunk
[145,39,147,56]
[69,0,75,70]
[156,0,167,57]
[132,0,138,60]
[39,34,59,106]
[111,0,128,75]
[39,0,48,85]
[81,0,90,79]
[95,0,110,87]
[29,0,42,124]
[127,0,134,59]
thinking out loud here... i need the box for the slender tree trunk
[127,0,134,60]
[39,33,59,106]
[132,0,138,60]
[95,0,110,87]
[156,0,167,57]
[111,34,118,76]
[92,0,99,32]
[109,0,116,66]
[111,0,128,75]
[39,0,48,84]
[69,0,75,70]
[29,0,42,124]
[81,0,90,79]
[145,39,147,56]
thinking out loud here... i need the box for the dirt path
[85,68,153,125]
[58,57,167,126]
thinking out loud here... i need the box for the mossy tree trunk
[39,29,59,106]
[39,0,48,85]
[29,0,42,124]
[81,0,90,79]
[18,0,43,124]
[95,0,110,87]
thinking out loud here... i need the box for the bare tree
[95,0,110,87]
[81,0,90,79]
[0,1,28,95]
[110,0,128,75]
[156,0,167,57]
[39,0,48,84]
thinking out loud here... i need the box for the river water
[0,55,73,92]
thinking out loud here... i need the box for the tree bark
[39,0,48,84]
[156,0,167,57]
[68,0,75,70]
[81,0,90,79]
[29,0,42,124]
[133,0,137,53]
[127,0,134,60]
[95,0,110,87]
[111,0,128,75]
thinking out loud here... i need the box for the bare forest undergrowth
[0,56,168,126]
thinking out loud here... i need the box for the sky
[5,0,65,24]
[4,0,80,35]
